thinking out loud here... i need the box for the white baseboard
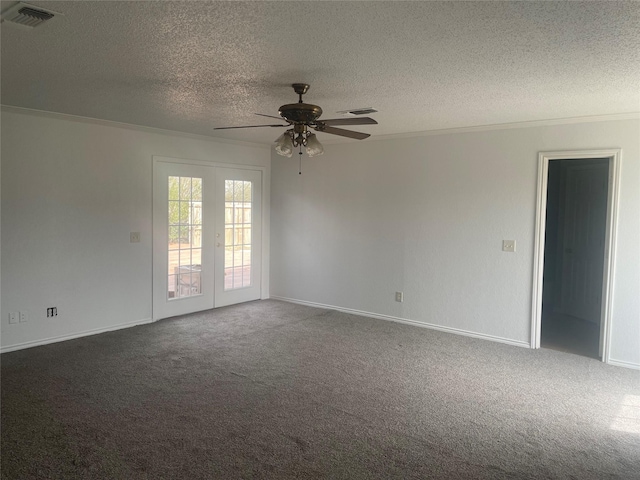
[607,358,640,370]
[0,317,154,354]
[270,296,530,349]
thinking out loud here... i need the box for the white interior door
[214,168,262,307]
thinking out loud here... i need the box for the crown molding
[3,105,638,146]
[367,112,640,143]
[0,104,268,149]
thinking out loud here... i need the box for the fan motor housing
[279,103,323,124]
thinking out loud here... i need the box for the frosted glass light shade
[305,134,324,157]
[275,132,294,157]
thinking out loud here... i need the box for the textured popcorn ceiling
[1,1,639,144]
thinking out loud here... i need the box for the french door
[214,167,262,307]
[153,159,262,320]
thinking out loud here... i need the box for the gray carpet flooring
[2,299,639,479]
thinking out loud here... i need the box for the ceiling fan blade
[317,117,378,126]
[214,124,287,130]
[314,125,371,140]
[255,113,287,121]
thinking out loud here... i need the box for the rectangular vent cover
[1,2,58,28]
[337,107,379,117]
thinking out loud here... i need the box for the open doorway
[531,149,621,363]
[541,158,609,358]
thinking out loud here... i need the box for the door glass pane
[168,177,179,200]
[192,178,202,201]
[224,180,252,291]
[178,226,189,249]
[169,227,180,249]
[192,227,202,248]
[179,177,191,200]
[192,202,202,225]
[168,175,203,300]
[168,202,180,225]
[234,204,243,224]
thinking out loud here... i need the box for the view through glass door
[153,160,262,320]
[215,168,262,307]
[153,162,215,320]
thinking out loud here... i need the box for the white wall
[1,108,270,351]
[270,119,640,368]
[3,109,638,368]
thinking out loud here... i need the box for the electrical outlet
[130,232,140,243]
[9,312,18,324]
[47,307,58,317]
[395,291,404,303]
[502,240,516,252]
[19,311,28,323]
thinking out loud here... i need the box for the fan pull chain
[299,145,303,175]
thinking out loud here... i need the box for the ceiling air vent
[1,2,59,28]
[337,107,379,117]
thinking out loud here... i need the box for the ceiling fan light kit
[214,84,377,158]
[274,132,294,158]
[305,134,324,157]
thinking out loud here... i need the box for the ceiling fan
[214,83,378,157]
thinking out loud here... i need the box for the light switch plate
[502,240,516,252]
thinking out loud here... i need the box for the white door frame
[530,149,622,363]
[152,155,268,321]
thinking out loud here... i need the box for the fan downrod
[292,83,310,102]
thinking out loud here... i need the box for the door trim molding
[531,149,622,364]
